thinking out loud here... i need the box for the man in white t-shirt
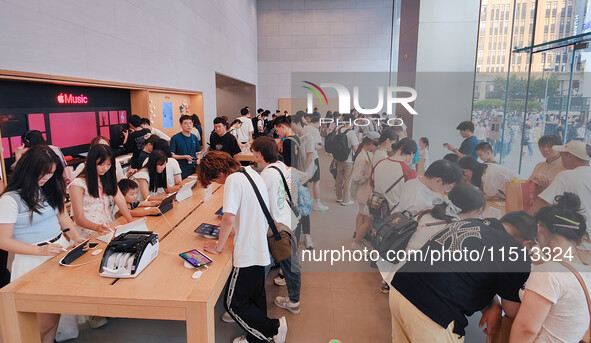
[236,107,254,144]
[140,118,171,141]
[252,137,302,316]
[397,159,464,216]
[335,113,359,206]
[292,114,328,213]
[530,140,591,229]
[197,150,287,343]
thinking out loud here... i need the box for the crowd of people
[1,105,591,343]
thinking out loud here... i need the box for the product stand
[0,181,230,343]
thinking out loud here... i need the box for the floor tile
[330,288,392,342]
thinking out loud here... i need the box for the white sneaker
[274,296,301,314]
[336,198,342,203]
[304,234,314,249]
[221,311,235,323]
[232,335,248,343]
[341,200,355,206]
[313,202,329,212]
[274,274,286,286]
[351,241,364,250]
[273,316,288,343]
[312,203,328,212]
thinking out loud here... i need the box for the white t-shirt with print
[539,165,591,230]
[522,261,591,343]
[396,178,435,216]
[482,163,518,197]
[260,162,291,228]
[236,116,254,143]
[223,166,271,268]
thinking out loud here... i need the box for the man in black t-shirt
[210,117,241,157]
[123,115,152,169]
[137,135,160,168]
[390,218,530,342]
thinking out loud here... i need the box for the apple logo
[57,93,65,104]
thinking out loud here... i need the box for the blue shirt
[0,191,61,245]
[459,136,479,159]
[170,132,201,179]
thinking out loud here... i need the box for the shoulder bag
[367,160,410,218]
[240,168,293,262]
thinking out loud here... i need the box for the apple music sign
[56,93,88,104]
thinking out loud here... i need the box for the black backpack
[373,211,445,263]
[325,127,352,162]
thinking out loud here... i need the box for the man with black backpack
[326,113,359,206]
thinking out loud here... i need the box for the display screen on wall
[49,112,98,148]
[0,113,27,134]
[163,102,173,129]
[0,79,131,167]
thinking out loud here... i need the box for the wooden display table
[234,150,255,162]
[0,182,230,343]
[485,200,506,219]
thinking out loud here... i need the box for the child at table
[116,179,161,217]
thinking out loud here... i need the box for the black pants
[0,249,10,288]
[294,215,311,242]
[224,266,279,342]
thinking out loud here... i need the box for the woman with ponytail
[371,138,418,212]
[511,192,591,343]
[373,129,398,165]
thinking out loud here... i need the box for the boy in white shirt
[197,150,288,343]
[397,159,464,216]
[237,107,254,144]
[292,114,328,212]
[252,137,302,315]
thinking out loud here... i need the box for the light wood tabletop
[485,200,506,219]
[0,181,230,343]
[234,150,255,162]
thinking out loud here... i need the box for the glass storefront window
[472,0,591,176]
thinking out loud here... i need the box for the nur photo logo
[303,81,418,116]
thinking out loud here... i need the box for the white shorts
[11,235,71,282]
